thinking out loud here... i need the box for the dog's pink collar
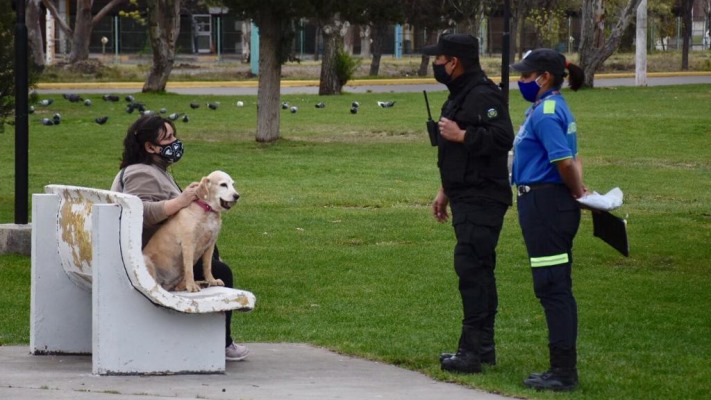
[194,199,217,213]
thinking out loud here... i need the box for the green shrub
[335,49,360,86]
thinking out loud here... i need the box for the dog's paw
[184,281,201,292]
[209,278,225,287]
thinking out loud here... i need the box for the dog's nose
[234,193,240,201]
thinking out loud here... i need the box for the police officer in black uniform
[423,33,514,373]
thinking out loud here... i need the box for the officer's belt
[517,183,564,196]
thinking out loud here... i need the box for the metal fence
[46,14,710,64]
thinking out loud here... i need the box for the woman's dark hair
[565,62,585,91]
[119,115,176,169]
[550,61,585,91]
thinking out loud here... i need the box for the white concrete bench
[30,185,256,375]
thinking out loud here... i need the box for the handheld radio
[423,90,438,146]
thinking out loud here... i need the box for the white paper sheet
[577,187,624,211]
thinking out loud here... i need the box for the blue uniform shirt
[512,90,578,185]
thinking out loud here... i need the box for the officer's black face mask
[432,60,453,85]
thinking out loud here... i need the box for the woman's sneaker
[225,342,249,361]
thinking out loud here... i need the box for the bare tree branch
[92,0,130,26]
[41,0,73,37]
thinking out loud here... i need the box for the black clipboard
[592,211,629,257]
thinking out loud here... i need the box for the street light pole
[500,0,511,104]
[14,0,30,224]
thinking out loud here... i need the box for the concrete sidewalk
[0,343,514,400]
[34,71,711,95]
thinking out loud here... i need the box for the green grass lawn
[1,85,710,399]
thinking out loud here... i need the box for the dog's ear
[196,177,210,200]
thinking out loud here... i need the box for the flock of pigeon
[32,93,232,127]
[281,99,396,115]
[32,93,397,127]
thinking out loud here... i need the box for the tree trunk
[241,21,251,63]
[42,0,127,65]
[26,0,45,67]
[635,0,647,86]
[255,14,282,142]
[680,0,693,70]
[318,15,347,95]
[369,22,387,77]
[418,28,439,77]
[579,0,642,88]
[360,25,371,58]
[313,26,321,62]
[142,0,181,92]
[68,0,93,64]
[343,24,356,55]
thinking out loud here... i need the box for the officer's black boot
[440,326,482,373]
[440,325,495,366]
[524,346,578,391]
[479,322,496,366]
[439,332,464,363]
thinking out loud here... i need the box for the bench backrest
[46,185,139,290]
[44,185,255,313]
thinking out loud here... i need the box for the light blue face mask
[517,75,542,103]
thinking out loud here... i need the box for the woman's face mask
[158,139,184,163]
[517,75,542,103]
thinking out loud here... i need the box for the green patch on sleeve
[543,100,556,114]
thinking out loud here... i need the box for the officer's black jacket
[437,69,514,206]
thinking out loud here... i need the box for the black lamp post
[500,0,511,104]
[14,0,29,224]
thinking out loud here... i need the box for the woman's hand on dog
[164,182,200,216]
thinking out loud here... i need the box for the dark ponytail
[565,61,585,91]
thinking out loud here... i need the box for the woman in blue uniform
[510,49,587,391]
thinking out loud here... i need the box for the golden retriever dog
[143,170,240,292]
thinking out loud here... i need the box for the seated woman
[110,115,249,361]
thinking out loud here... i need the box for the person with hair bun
[510,49,587,391]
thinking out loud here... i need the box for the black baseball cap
[510,48,566,77]
[422,33,479,61]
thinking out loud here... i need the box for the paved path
[36,72,711,95]
[0,344,513,400]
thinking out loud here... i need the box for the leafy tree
[142,0,181,92]
[444,0,489,33]
[311,1,351,94]
[225,0,303,142]
[525,2,567,48]
[42,0,130,64]
[651,0,676,51]
[27,0,45,66]
[511,0,577,59]
[317,14,349,94]
[402,0,449,76]
[677,0,693,70]
[579,0,642,87]
[348,0,404,77]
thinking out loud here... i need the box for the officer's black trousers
[517,185,580,350]
[450,200,507,330]
[194,257,235,347]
